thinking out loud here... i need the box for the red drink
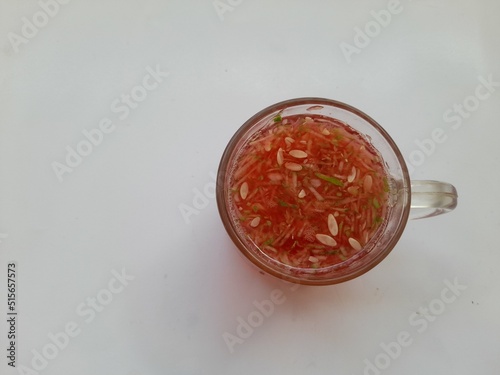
[228,114,389,269]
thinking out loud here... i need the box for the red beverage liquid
[228,114,390,269]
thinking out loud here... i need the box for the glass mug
[216,98,457,285]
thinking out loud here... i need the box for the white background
[1,1,499,374]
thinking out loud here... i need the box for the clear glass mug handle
[410,180,458,220]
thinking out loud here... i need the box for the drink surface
[228,114,389,269]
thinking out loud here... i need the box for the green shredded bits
[373,198,380,209]
[273,114,282,122]
[278,200,297,209]
[315,172,344,187]
[383,177,390,192]
[333,130,343,141]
